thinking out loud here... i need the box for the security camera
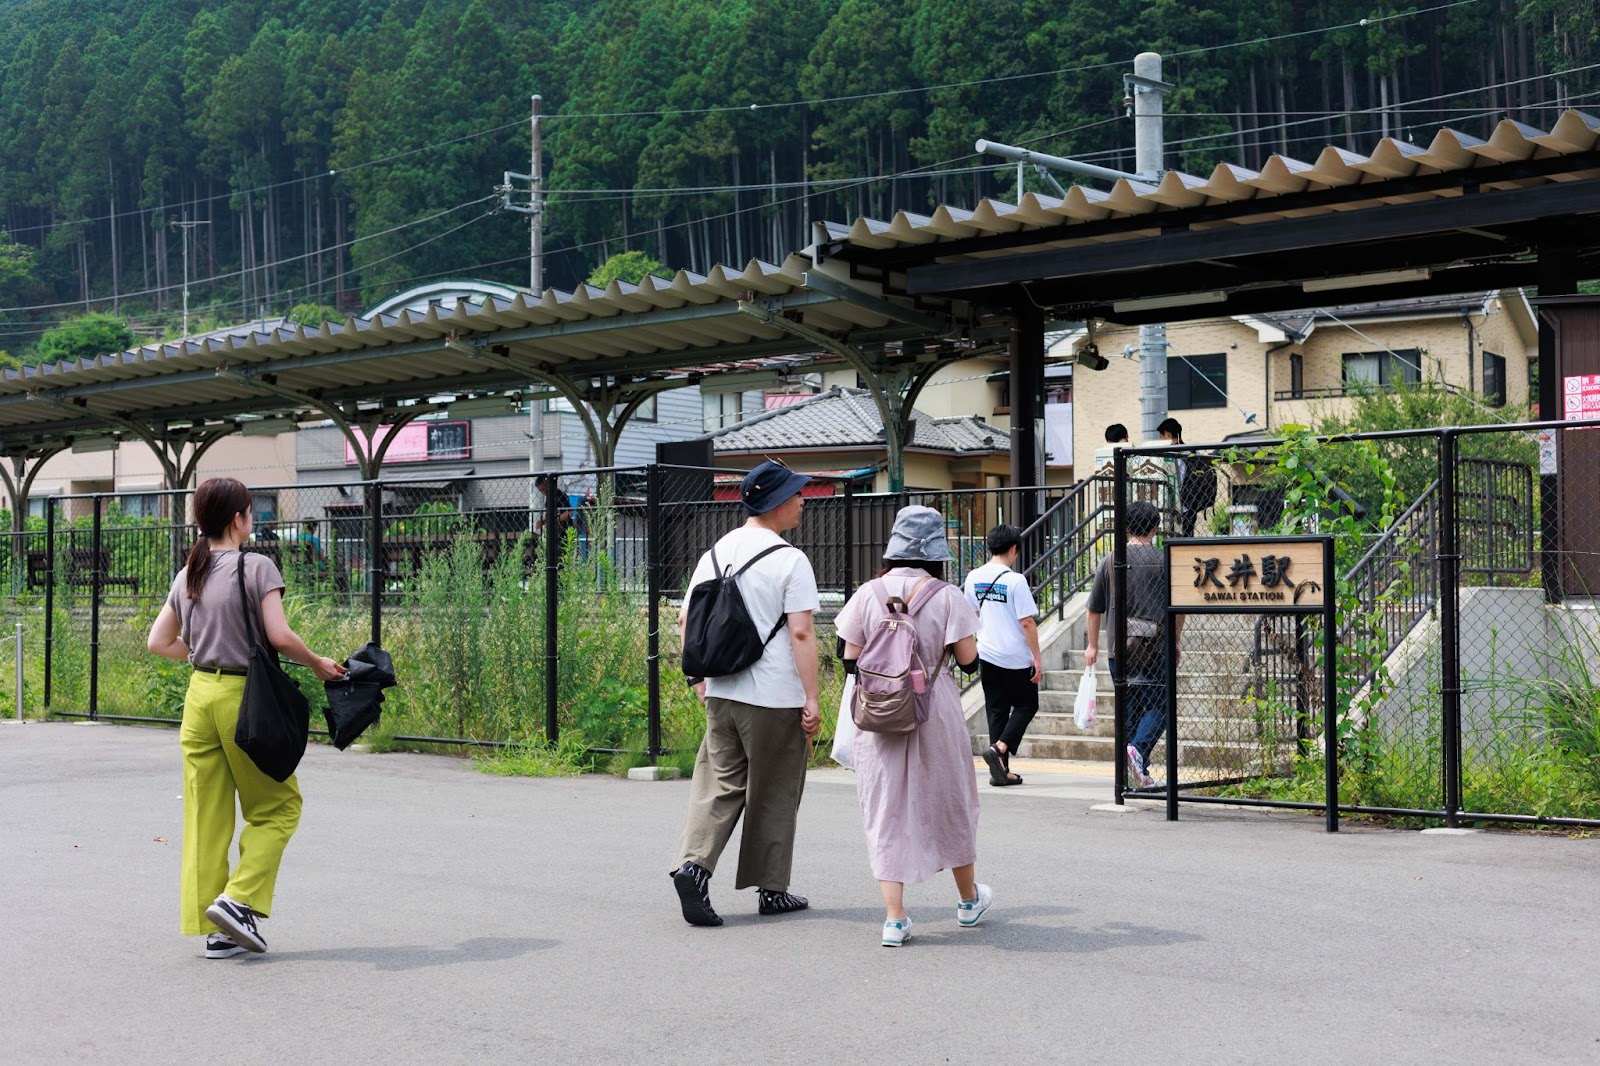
[1076,343,1110,371]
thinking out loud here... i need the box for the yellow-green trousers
[179,671,302,935]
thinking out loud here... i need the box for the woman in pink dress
[835,505,992,946]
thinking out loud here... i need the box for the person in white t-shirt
[669,460,821,927]
[962,525,1042,787]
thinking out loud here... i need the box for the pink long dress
[835,568,981,885]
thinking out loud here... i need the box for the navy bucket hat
[741,459,810,514]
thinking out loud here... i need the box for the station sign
[1167,536,1331,612]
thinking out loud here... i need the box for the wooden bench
[26,549,140,593]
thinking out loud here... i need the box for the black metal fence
[1112,417,1600,829]
[27,464,1095,765]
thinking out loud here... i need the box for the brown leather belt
[193,665,248,678]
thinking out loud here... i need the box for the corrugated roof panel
[1049,185,1113,221]
[1351,138,1427,179]
[1148,171,1210,207]
[1010,192,1067,226]
[1531,110,1600,152]
[1102,178,1161,215]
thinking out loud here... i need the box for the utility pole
[499,95,545,292]
[170,219,211,339]
[1129,52,1173,442]
[531,94,544,293]
[497,95,549,477]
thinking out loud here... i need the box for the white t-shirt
[962,561,1038,670]
[686,525,820,707]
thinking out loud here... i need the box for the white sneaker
[1127,744,1156,789]
[957,884,993,927]
[203,933,246,959]
[881,916,913,947]
[205,895,267,954]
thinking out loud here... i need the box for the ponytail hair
[185,477,253,602]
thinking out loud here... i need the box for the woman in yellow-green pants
[147,477,346,958]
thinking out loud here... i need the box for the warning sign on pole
[1563,374,1600,421]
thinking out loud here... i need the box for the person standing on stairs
[963,524,1042,787]
[1084,501,1182,789]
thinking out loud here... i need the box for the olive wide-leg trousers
[178,671,302,935]
[674,697,808,892]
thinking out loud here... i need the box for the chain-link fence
[1113,418,1600,828]
[37,464,1105,768]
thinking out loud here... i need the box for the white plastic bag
[831,674,858,769]
[1074,667,1098,731]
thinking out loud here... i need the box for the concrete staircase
[966,600,1307,778]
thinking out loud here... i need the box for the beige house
[704,385,1011,492]
[24,435,298,523]
[1066,290,1538,472]
[820,350,1077,487]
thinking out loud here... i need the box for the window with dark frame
[994,377,1011,414]
[1483,351,1507,407]
[1289,353,1303,399]
[1169,353,1228,410]
[1342,349,1422,389]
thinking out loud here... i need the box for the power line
[548,163,1011,200]
[11,73,1589,325]
[0,0,1482,237]
[541,1,1480,122]
[0,195,495,316]
[1151,62,1600,155]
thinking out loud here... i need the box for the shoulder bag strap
[235,552,264,652]
[733,542,794,577]
[902,575,937,616]
[728,542,798,646]
[974,566,1010,610]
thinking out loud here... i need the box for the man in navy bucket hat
[670,459,821,926]
[741,459,810,514]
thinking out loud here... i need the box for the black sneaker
[758,889,809,916]
[204,933,247,959]
[205,895,267,953]
[670,861,723,927]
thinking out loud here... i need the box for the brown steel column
[1538,247,1578,603]
[1009,306,1046,528]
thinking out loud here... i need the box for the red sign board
[1563,374,1600,422]
[344,421,471,465]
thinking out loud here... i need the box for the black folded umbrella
[323,642,398,750]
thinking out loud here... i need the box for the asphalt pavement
[3,721,1597,1064]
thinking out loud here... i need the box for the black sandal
[982,744,1008,785]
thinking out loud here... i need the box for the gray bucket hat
[884,505,953,562]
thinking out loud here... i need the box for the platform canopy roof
[0,254,980,458]
[7,109,1600,478]
[816,109,1600,325]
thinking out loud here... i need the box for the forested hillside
[0,0,1593,355]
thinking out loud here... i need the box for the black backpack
[681,543,794,678]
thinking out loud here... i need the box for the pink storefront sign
[344,421,471,465]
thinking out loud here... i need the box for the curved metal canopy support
[216,369,437,480]
[28,391,232,492]
[0,443,66,535]
[737,301,952,493]
[455,341,682,470]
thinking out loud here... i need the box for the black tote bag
[232,554,310,782]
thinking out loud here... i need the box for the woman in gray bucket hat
[834,505,993,947]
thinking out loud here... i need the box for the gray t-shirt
[165,550,287,670]
[1087,543,1167,647]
